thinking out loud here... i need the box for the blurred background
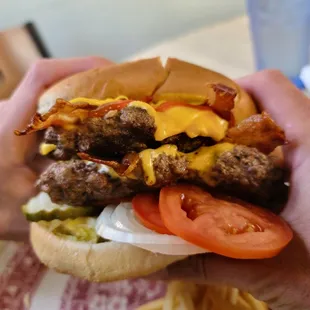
[0,0,245,60]
[0,0,246,99]
[1,0,310,98]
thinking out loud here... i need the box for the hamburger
[15,57,292,282]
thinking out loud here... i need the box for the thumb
[237,70,310,146]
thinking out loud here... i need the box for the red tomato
[132,193,173,235]
[159,185,293,259]
[155,102,211,112]
[89,100,132,117]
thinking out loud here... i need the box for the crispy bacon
[14,99,95,136]
[209,83,237,112]
[88,100,132,118]
[225,112,286,154]
[205,84,237,125]
[14,99,134,136]
[78,152,140,176]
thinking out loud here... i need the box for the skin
[1,59,310,309]
[0,56,113,241]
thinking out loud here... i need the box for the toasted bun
[38,57,258,124]
[32,57,259,282]
[31,222,186,282]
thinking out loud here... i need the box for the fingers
[0,166,36,241]
[149,236,310,309]
[0,207,30,242]
[237,70,310,145]
[8,56,114,127]
[151,254,268,292]
[28,154,54,175]
[150,255,293,309]
[14,56,113,98]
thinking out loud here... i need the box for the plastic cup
[247,0,310,79]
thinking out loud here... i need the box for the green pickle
[22,192,99,222]
[23,192,106,243]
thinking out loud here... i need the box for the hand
[0,57,113,242]
[152,70,310,310]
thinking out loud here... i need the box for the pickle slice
[39,217,104,243]
[23,192,99,222]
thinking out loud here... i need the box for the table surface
[0,15,255,310]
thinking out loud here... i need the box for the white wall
[0,0,246,61]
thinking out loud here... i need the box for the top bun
[31,58,258,282]
[38,57,257,123]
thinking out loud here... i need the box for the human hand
[0,57,113,241]
[152,70,310,310]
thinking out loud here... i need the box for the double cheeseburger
[15,58,293,282]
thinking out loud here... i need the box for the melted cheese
[68,97,228,142]
[139,145,179,185]
[129,101,228,141]
[188,143,234,171]
[188,142,234,185]
[39,143,57,156]
[69,96,128,106]
[139,143,234,186]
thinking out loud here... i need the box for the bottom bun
[30,223,187,282]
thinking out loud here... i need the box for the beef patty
[44,107,213,160]
[38,160,141,206]
[38,145,285,207]
[208,145,285,202]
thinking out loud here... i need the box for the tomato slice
[132,193,173,235]
[89,100,132,118]
[154,101,211,112]
[159,185,293,259]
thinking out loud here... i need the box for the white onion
[96,202,209,256]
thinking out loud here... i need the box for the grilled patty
[38,160,141,206]
[208,145,285,202]
[44,107,214,160]
[38,145,285,207]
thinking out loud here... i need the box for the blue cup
[247,0,310,81]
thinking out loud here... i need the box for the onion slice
[96,203,209,256]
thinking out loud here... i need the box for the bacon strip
[206,84,237,126]
[88,100,132,118]
[78,152,140,176]
[225,112,286,154]
[209,83,237,113]
[14,99,95,136]
[14,99,134,136]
